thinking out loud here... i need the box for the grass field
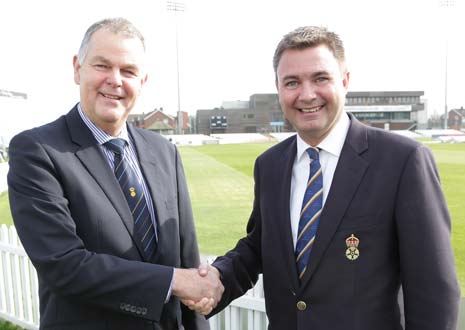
[0,141,463,295]
[0,320,20,330]
[0,191,13,226]
[426,143,465,293]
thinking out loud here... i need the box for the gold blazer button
[296,301,307,311]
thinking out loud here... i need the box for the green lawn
[428,143,465,292]
[0,191,13,226]
[179,146,256,255]
[0,141,464,295]
[0,320,21,330]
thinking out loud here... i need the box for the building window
[270,112,283,122]
[392,112,410,120]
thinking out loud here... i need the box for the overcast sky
[1,0,464,140]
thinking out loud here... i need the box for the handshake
[173,264,224,315]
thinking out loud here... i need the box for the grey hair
[273,26,345,76]
[77,17,145,64]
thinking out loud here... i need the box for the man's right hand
[172,265,224,315]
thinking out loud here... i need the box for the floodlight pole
[444,40,448,129]
[440,0,454,129]
[167,1,185,134]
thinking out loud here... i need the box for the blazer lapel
[272,137,301,292]
[299,114,369,289]
[65,107,146,258]
[128,126,168,263]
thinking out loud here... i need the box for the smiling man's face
[73,28,147,136]
[276,44,349,146]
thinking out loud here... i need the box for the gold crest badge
[129,187,137,198]
[345,234,360,261]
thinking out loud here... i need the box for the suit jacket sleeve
[395,144,460,329]
[8,131,174,322]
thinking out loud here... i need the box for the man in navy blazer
[188,26,461,329]
[7,18,222,330]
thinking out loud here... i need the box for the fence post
[459,298,465,330]
[10,226,24,320]
[0,225,7,312]
[30,264,40,325]
[1,225,15,315]
[0,224,39,329]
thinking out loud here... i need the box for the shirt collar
[77,103,130,145]
[296,111,350,161]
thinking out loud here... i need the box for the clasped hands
[173,264,224,315]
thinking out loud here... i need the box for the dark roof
[144,109,174,121]
[450,108,465,117]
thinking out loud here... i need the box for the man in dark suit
[7,18,222,330]
[188,26,461,329]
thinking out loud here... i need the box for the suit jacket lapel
[299,114,369,289]
[273,137,301,292]
[65,107,146,259]
[128,126,168,263]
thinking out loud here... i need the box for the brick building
[128,109,189,134]
[443,107,465,130]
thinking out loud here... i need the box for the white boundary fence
[0,225,39,329]
[0,224,267,330]
[208,272,268,330]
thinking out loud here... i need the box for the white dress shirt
[290,112,350,248]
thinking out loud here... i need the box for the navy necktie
[295,147,323,280]
[105,139,156,259]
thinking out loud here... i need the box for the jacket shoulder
[348,115,424,157]
[10,115,68,147]
[365,125,423,152]
[257,134,296,162]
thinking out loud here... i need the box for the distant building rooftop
[221,100,249,109]
[347,91,424,97]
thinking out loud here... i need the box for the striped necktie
[295,147,323,280]
[105,139,157,259]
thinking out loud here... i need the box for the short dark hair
[273,26,345,75]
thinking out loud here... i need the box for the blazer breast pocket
[338,213,380,231]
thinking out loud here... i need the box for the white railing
[0,224,267,330]
[0,225,39,329]
[208,272,267,330]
